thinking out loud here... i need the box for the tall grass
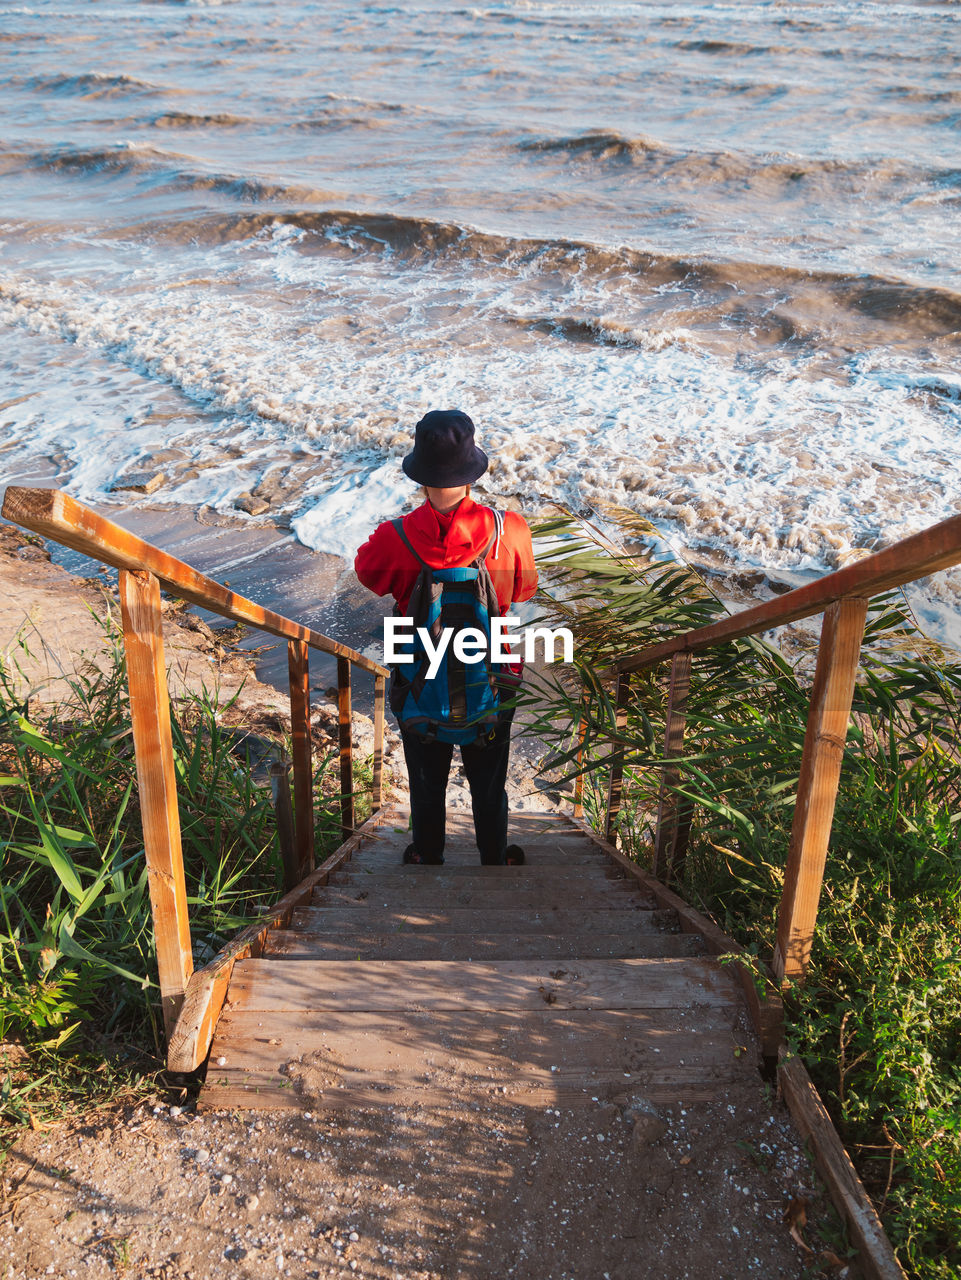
[0,618,358,1139]
[525,510,961,1279]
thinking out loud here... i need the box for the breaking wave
[25,71,167,97]
[517,130,957,194]
[151,208,961,348]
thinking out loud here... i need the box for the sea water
[1,1,959,634]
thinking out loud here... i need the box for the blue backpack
[389,509,505,745]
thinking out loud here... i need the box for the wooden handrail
[2,485,389,1047]
[613,510,961,675]
[1,486,388,678]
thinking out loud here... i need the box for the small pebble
[220,1173,234,1186]
[244,1194,260,1211]
[195,1149,211,1164]
[349,1232,359,1242]
[216,1056,228,1067]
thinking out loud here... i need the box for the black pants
[401,712,514,865]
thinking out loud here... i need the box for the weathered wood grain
[653,651,692,882]
[287,639,315,879]
[774,598,868,982]
[165,809,394,1072]
[290,906,675,934]
[605,672,632,844]
[264,929,706,961]
[566,816,785,1057]
[371,673,386,810]
[337,656,354,840]
[225,956,741,1013]
[202,1006,754,1112]
[118,568,192,1037]
[202,1081,724,1111]
[779,1054,907,1280]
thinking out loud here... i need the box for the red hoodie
[354,496,538,615]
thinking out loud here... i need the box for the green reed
[525,509,961,1279]
[0,618,363,1139]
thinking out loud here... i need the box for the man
[354,409,538,865]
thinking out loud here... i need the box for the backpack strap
[488,507,504,558]
[392,517,426,566]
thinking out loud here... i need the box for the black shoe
[505,845,525,866]
[402,844,444,865]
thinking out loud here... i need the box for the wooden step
[226,957,739,1013]
[341,849,610,869]
[328,870,643,893]
[289,907,680,934]
[202,1006,755,1112]
[311,883,650,911]
[336,862,628,878]
[264,929,706,961]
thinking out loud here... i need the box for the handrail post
[654,651,693,883]
[572,701,588,819]
[287,639,314,880]
[371,673,386,811]
[118,569,193,1038]
[269,760,299,892]
[774,597,868,984]
[605,673,632,845]
[337,656,355,840]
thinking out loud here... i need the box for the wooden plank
[779,1055,906,1280]
[165,809,392,1072]
[265,930,707,961]
[614,509,961,674]
[289,906,679,934]
[371,673,386,810]
[653,651,692,882]
[339,854,608,874]
[166,965,230,1077]
[307,885,664,911]
[329,869,643,891]
[202,1080,724,1111]
[225,956,741,1013]
[352,844,603,869]
[269,761,299,892]
[572,705,588,819]
[118,569,192,1037]
[566,816,785,1057]
[313,881,648,908]
[202,1007,754,1110]
[605,672,631,844]
[337,656,355,840]
[0,485,388,676]
[774,598,868,982]
[287,639,314,878]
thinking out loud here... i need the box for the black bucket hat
[402,409,489,487]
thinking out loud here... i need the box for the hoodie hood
[401,496,496,569]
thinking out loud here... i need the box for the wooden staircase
[200,810,760,1111]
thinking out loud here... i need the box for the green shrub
[0,618,363,1136]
